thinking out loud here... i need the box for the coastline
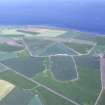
[0,24,105,37]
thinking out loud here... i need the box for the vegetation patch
[49,55,77,81]
[1,56,48,77]
[63,42,93,54]
[33,56,101,105]
[0,70,37,89]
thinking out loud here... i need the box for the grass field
[33,56,101,105]
[92,45,105,54]
[0,80,15,101]
[58,30,96,41]
[0,64,8,73]
[0,43,24,52]
[17,30,39,35]
[0,29,25,36]
[49,55,77,81]
[36,87,75,105]
[1,56,48,77]
[21,28,66,37]
[40,43,78,56]
[0,52,17,61]
[0,88,35,105]
[0,70,37,89]
[63,42,93,54]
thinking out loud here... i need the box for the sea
[0,0,105,34]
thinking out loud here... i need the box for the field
[0,26,104,105]
[63,42,93,54]
[0,80,15,101]
[24,38,54,56]
[17,30,39,35]
[0,88,35,105]
[0,64,8,72]
[58,30,97,41]
[29,95,43,105]
[0,43,24,52]
[0,29,25,36]
[0,70,37,89]
[0,52,17,61]
[24,38,78,56]
[49,55,77,81]
[19,27,66,37]
[33,55,101,105]
[36,87,75,105]
[40,43,78,56]
[1,56,47,77]
[90,36,105,54]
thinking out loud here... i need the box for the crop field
[24,38,78,56]
[74,55,100,69]
[36,87,75,105]
[90,36,105,54]
[0,27,104,105]
[20,27,66,37]
[0,38,25,52]
[49,55,77,81]
[63,42,93,54]
[40,43,78,56]
[29,95,43,105]
[92,45,105,54]
[0,80,15,101]
[0,88,34,105]
[1,56,48,77]
[0,43,24,52]
[33,55,101,105]
[17,30,39,35]
[0,52,17,61]
[24,38,54,56]
[0,70,37,89]
[0,29,25,36]
[0,64,8,73]
[58,30,97,41]
[95,36,105,45]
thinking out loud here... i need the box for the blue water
[0,0,105,34]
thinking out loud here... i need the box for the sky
[0,0,105,34]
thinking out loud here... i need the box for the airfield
[0,26,105,105]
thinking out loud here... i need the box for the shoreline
[0,24,105,37]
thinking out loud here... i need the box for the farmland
[63,42,93,54]
[0,26,104,105]
[0,70,37,89]
[19,27,66,37]
[24,38,78,56]
[0,88,35,105]
[0,80,15,101]
[0,52,17,61]
[1,56,48,77]
[49,55,77,81]
[33,55,101,105]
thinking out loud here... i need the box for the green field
[36,87,75,105]
[0,43,24,52]
[17,30,39,35]
[63,42,93,54]
[0,52,17,61]
[33,56,101,105]
[0,70,37,89]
